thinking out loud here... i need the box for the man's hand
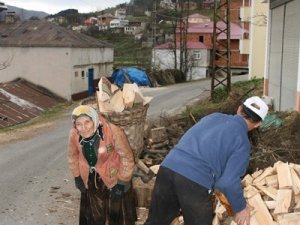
[234,204,253,225]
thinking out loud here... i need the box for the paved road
[0,75,247,225]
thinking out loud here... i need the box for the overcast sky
[4,0,130,14]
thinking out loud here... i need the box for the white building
[0,20,114,101]
[265,0,300,111]
[152,41,211,80]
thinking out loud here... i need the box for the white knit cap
[243,96,269,121]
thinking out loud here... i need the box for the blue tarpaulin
[111,67,151,87]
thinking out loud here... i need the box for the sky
[4,0,130,14]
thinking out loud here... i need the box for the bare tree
[0,55,13,70]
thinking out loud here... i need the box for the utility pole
[210,0,231,98]
[152,0,157,47]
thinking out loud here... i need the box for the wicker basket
[80,96,149,161]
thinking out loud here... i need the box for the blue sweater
[162,113,250,212]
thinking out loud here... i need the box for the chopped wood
[256,185,278,200]
[242,174,254,187]
[252,169,264,179]
[253,167,274,185]
[247,193,275,225]
[273,189,293,214]
[276,161,293,189]
[291,167,300,195]
[264,200,277,210]
[265,175,279,188]
[150,127,167,143]
[244,185,259,199]
[110,89,125,112]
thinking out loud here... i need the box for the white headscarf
[71,105,99,134]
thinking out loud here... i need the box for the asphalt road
[0,75,247,225]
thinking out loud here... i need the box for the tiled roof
[155,41,210,49]
[0,79,65,128]
[0,20,113,48]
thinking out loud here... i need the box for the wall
[248,0,268,79]
[0,47,72,100]
[152,48,209,80]
[267,0,300,111]
[70,47,114,98]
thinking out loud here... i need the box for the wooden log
[273,189,293,214]
[253,167,275,185]
[277,212,300,224]
[242,174,254,187]
[244,185,259,199]
[291,167,300,195]
[110,89,125,112]
[150,127,167,143]
[265,175,279,188]
[276,161,293,189]
[247,193,276,225]
[256,185,278,200]
[252,169,263,179]
[265,200,277,210]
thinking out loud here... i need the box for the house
[84,17,98,28]
[0,20,114,101]
[124,21,145,35]
[177,21,249,69]
[187,13,211,24]
[110,19,129,29]
[202,0,215,9]
[152,41,211,80]
[115,8,126,19]
[98,13,114,30]
[160,0,175,10]
[218,0,250,71]
[179,1,198,11]
[264,0,300,112]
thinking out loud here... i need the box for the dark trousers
[144,166,213,225]
[79,172,137,225]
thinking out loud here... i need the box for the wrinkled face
[74,116,94,138]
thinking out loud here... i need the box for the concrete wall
[0,47,72,99]
[70,47,114,96]
[267,0,300,111]
[249,0,268,79]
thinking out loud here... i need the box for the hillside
[0,5,48,21]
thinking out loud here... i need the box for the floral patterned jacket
[68,115,135,188]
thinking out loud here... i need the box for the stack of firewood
[97,77,152,113]
[142,126,170,166]
[214,161,300,225]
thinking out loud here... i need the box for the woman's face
[75,116,95,138]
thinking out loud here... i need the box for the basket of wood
[81,77,152,161]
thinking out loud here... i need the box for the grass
[183,78,264,119]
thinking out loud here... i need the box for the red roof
[177,21,248,40]
[155,41,210,49]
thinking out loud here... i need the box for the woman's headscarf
[71,105,99,134]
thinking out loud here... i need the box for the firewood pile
[214,161,300,225]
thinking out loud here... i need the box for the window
[81,71,85,79]
[199,36,204,42]
[75,71,78,77]
[193,51,202,60]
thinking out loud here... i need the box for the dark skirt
[79,172,137,225]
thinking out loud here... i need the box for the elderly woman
[68,105,136,225]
